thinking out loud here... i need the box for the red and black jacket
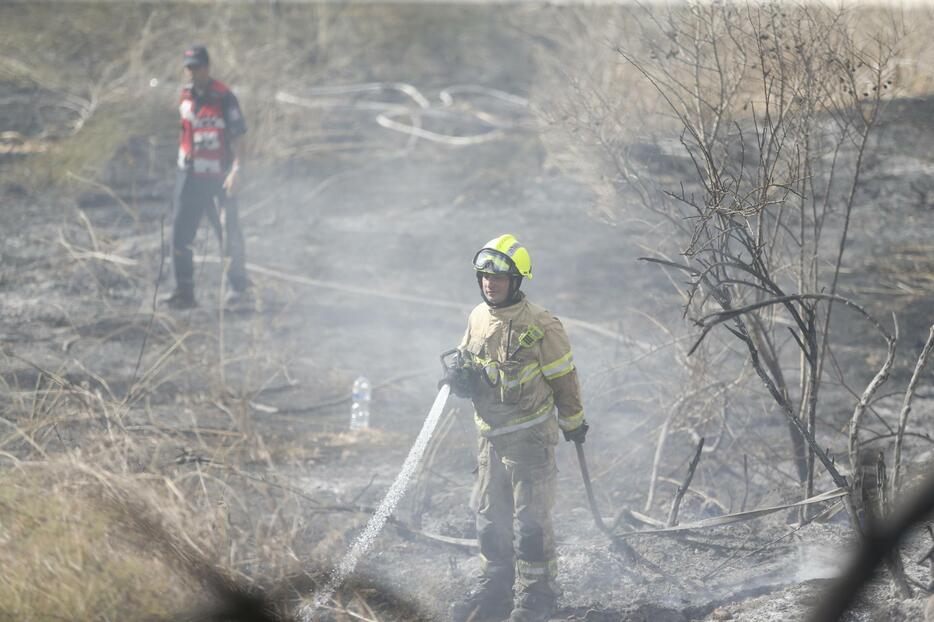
[178,79,246,178]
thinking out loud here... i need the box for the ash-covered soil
[3,11,934,621]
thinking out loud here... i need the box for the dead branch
[618,487,848,539]
[688,292,893,357]
[810,470,934,620]
[859,451,913,598]
[641,258,852,493]
[656,475,729,515]
[644,377,737,512]
[645,402,675,513]
[667,436,705,527]
[892,324,934,499]
[848,317,898,496]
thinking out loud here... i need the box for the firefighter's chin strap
[476,274,523,308]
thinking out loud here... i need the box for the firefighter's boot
[224,287,254,312]
[161,287,196,310]
[508,586,556,622]
[449,577,513,622]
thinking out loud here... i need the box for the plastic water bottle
[350,376,371,430]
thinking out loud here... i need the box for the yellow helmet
[472,234,533,279]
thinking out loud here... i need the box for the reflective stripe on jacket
[178,79,246,178]
[459,294,584,437]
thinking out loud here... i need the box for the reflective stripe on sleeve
[558,409,585,431]
[541,351,574,380]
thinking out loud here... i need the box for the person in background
[163,45,250,310]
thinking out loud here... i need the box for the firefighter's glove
[439,365,477,399]
[562,420,590,444]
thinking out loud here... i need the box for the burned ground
[2,3,934,622]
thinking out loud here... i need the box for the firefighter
[445,234,588,622]
[162,45,250,310]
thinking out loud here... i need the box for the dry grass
[0,210,427,620]
[0,466,192,621]
[0,342,420,620]
[0,184,420,619]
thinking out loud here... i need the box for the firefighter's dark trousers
[172,171,248,295]
[472,419,559,600]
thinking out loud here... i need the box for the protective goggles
[473,249,516,275]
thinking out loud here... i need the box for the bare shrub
[531,3,933,537]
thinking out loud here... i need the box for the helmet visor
[473,249,515,275]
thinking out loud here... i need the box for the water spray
[301,383,451,620]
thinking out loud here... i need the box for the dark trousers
[172,171,248,294]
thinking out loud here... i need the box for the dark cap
[183,45,210,68]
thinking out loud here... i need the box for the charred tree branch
[667,437,705,527]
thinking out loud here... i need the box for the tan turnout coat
[459,295,584,438]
